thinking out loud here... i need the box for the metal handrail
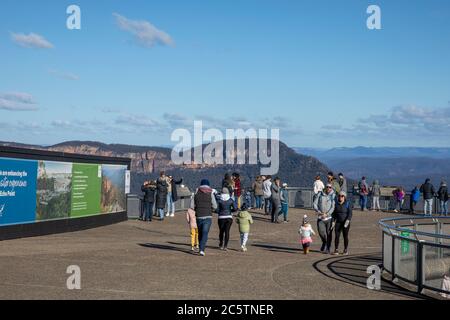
[379,216,450,240]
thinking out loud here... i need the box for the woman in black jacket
[331,191,352,255]
[156,171,168,220]
[216,188,237,251]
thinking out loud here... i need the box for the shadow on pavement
[138,243,194,255]
[313,253,432,300]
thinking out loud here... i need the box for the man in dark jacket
[156,171,169,220]
[331,191,352,255]
[141,180,156,222]
[420,178,436,216]
[190,179,218,256]
[438,181,449,216]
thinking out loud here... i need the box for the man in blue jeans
[190,179,218,256]
[420,178,436,216]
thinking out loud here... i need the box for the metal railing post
[391,235,396,281]
[417,240,424,294]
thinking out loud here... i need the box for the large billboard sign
[0,157,127,226]
[0,158,37,225]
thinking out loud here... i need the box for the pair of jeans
[240,232,249,247]
[424,199,433,216]
[166,192,174,214]
[410,199,417,214]
[317,219,332,251]
[334,221,350,251]
[218,218,233,248]
[143,202,153,221]
[281,202,288,221]
[255,195,263,209]
[271,202,281,223]
[360,195,368,210]
[440,200,448,216]
[372,196,380,210]
[264,197,271,214]
[196,218,212,252]
[158,208,165,220]
[190,228,199,247]
[395,199,404,211]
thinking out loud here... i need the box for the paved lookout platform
[0,208,428,300]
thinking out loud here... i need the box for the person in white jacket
[262,176,272,215]
[313,175,325,202]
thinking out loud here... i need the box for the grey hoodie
[313,190,336,220]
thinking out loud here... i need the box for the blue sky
[1,0,450,148]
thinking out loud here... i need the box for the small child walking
[299,215,315,254]
[235,203,253,252]
[186,208,199,252]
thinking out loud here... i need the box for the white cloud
[324,104,450,140]
[48,69,79,81]
[11,32,54,49]
[113,13,174,48]
[0,92,38,111]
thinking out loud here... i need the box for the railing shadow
[313,253,433,300]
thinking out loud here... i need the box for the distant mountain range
[294,147,450,160]
[294,147,450,189]
[0,140,330,194]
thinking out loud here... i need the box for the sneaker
[320,244,326,252]
[332,250,340,255]
[243,246,247,252]
[199,251,205,256]
[343,249,349,255]
[284,220,289,223]
[170,213,175,217]
[165,213,170,217]
[191,246,195,251]
[393,209,398,213]
[223,247,228,252]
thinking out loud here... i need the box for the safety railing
[379,216,450,296]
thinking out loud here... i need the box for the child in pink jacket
[186,208,199,252]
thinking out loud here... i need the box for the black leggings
[218,218,233,247]
[334,222,350,250]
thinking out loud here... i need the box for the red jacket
[234,178,241,197]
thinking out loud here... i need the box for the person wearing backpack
[331,191,352,255]
[358,177,369,211]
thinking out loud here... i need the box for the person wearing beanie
[437,181,449,216]
[298,215,315,254]
[313,182,335,253]
[331,191,352,255]
[190,179,218,256]
[235,203,253,252]
[280,182,289,223]
[216,186,237,251]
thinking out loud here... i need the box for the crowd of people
[140,170,449,257]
